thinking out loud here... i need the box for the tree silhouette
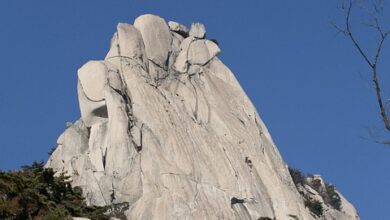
[333,0,390,142]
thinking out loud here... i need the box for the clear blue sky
[0,1,389,219]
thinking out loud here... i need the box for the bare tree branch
[335,0,390,134]
[345,1,375,67]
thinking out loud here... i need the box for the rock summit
[47,14,359,220]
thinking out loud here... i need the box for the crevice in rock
[112,38,144,157]
[134,124,144,152]
[172,30,189,38]
[231,199,252,220]
[193,182,200,204]
[257,217,275,220]
[147,58,171,87]
[145,123,161,145]
[167,40,180,75]
[110,182,116,203]
[108,81,137,153]
[165,51,171,70]
[102,147,108,170]
[149,58,168,71]
[231,197,245,206]
[245,157,253,169]
[202,55,217,67]
[288,214,299,220]
[221,146,240,192]
[123,62,156,89]
[232,113,246,126]
[188,77,199,122]
[156,71,169,86]
[108,84,124,96]
[85,126,91,139]
[254,116,264,137]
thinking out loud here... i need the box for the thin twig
[345,1,375,67]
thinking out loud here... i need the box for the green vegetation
[0,161,123,220]
[324,184,341,211]
[288,167,342,215]
[304,199,323,217]
[288,167,306,187]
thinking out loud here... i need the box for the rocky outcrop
[47,14,359,220]
[296,175,359,220]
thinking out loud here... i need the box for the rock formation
[47,14,359,220]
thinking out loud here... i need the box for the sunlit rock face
[47,14,359,220]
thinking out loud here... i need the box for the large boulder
[173,37,194,73]
[134,14,172,68]
[78,61,108,102]
[105,23,148,69]
[187,39,220,65]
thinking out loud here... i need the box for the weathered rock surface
[47,14,359,220]
[134,14,172,69]
[106,23,148,68]
[295,175,359,220]
[189,22,206,39]
[78,61,108,101]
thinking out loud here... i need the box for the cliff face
[47,14,359,220]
